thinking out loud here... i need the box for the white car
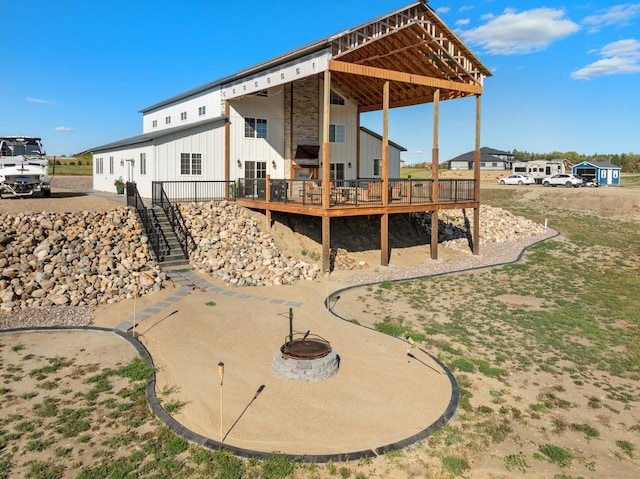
[541,173,583,188]
[498,174,535,185]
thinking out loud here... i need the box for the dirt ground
[1,176,639,477]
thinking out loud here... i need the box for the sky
[2,1,639,164]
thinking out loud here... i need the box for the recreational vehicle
[512,160,565,184]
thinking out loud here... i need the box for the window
[165,116,171,125]
[330,90,345,105]
[180,111,187,121]
[180,153,202,175]
[109,156,114,175]
[373,158,381,176]
[245,161,267,179]
[95,157,103,174]
[192,153,202,175]
[140,153,146,175]
[152,120,158,128]
[198,106,206,116]
[330,163,345,181]
[244,118,267,138]
[329,124,345,143]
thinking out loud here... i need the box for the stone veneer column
[284,76,320,176]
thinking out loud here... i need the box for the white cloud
[572,39,640,79]
[460,8,580,55]
[436,7,450,14]
[26,97,51,104]
[582,3,640,33]
[455,18,470,27]
[54,126,76,132]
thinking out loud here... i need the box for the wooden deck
[235,178,478,217]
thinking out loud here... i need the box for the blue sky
[2,1,639,164]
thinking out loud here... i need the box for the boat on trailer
[0,136,51,198]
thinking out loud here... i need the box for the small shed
[572,161,621,186]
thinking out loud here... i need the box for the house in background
[359,127,406,178]
[447,147,514,171]
[85,1,491,270]
[572,161,621,186]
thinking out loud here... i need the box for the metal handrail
[125,182,169,262]
[158,186,196,256]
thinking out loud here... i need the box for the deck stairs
[148,206,191,270]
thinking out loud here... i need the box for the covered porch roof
[327,1,492,112]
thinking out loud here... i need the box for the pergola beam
[329,60,482,95]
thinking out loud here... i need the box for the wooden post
[217,362,224,443]
[321,72,332,272]
[322,72,331,210]
[431,89,440,202]
[355,113,361,178]
[224,100,230,199]
[265,175,272,230]
[381,213,389,266]
[322,216,331,274]
[431,89,440,260]
[382,81,390,207]
[380,81,390,266]
[473,94,482,255]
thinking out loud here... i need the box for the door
[245,160,267,198]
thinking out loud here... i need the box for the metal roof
[140,1,491,114]
[82,115,226,154]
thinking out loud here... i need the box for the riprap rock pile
[412,205,547,252]
[0,208,165,313]
[181,200,321,286]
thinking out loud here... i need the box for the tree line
[511,150,640,172]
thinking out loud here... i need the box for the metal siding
[359,129,401,178]
[318,80,358,179]
[142,89,223,134]
[229,87,285,179]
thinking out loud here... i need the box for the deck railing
[151,180,236,205]
[235,177,474,207]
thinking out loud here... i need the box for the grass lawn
[48,156,93,176]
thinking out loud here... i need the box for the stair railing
[157,186,196,256]
[126,182,170,262]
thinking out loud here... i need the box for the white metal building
[88,52,405,198]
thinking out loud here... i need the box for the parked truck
[512,160,565,184]
[0,136,51,198]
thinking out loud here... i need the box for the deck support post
[430,89,440,260]
[321,72,332,272]
[381,213,389,266]
[382,81,390,207]
[380,81,390,266]
[322,216,331,274]
[473,94,481,255]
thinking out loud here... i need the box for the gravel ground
[0,305,95,330]
[49,175,94,190]
[336,227,559,286]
